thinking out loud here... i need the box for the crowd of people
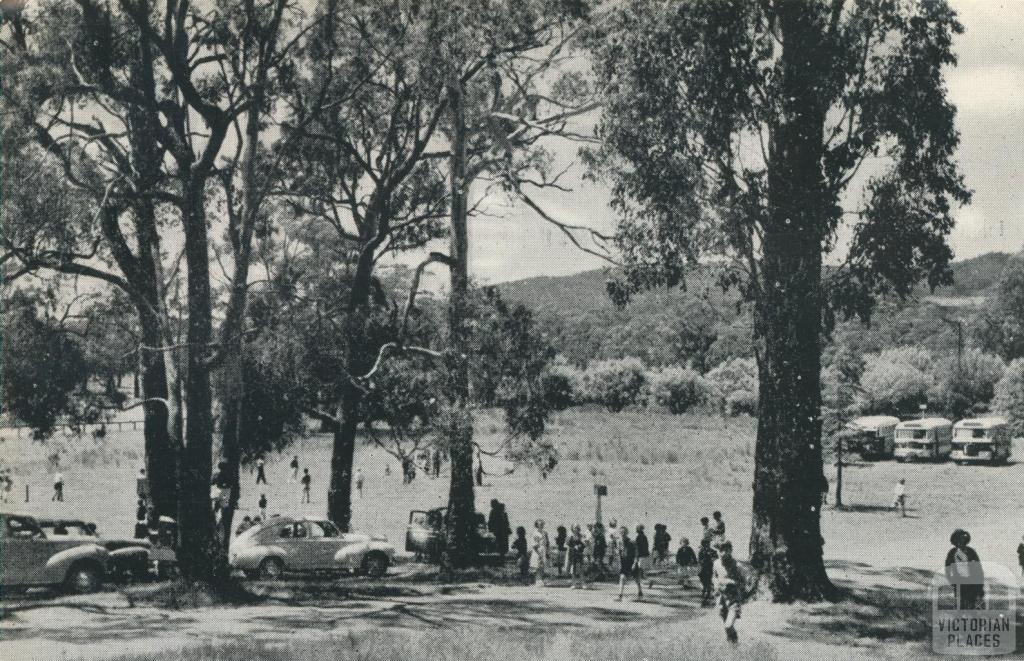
[492,503,746,643]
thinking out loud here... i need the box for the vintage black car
[405,507,503,565]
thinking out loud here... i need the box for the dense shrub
[927,349,1005,418]
[540,371,575,412]
[583,358,648,412]
[994,359,1024,436]
[725,390,758,416]
[705,357,758,415]
[857,347,932,415]
[649,367,713,414]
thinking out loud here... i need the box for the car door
[2,515,43,586]
[304,521,344,570]
[273,521,305,570]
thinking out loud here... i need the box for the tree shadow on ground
[832,503,916,516]
[767,561,1024,653]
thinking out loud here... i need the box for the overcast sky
[447,0,1024,287]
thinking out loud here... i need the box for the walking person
[653,523,671,566]
[635,525,651,585]
[893,479,907,517]
[290,455,299,482]
[52,470,64,502]
[255,457,268,485]
[355,468,364,499]
[676,537,698,587]
[432,450,442,478]
[513,526,530,583]
[566,524,586,589]
[712,540,746,644]
[945,529,985,610]
[698,537,718,606]
[259,493,268,520]
[530,519,550,586]
[487,499,512,560]
[300,469,311,504]
[615,526,643,602]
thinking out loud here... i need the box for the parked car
[229,516,395,579]
[406,507,501,565]
[36,518,152,583]
[0,512,111,593]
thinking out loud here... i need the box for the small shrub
[650,367,713,414]
[540,371,575,411]
[583,358,648,412]
[726,390,758,417]
[706,357,759,414]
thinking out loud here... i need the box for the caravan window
[898,429,928,440]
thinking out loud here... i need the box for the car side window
[7,516,38,539]
[279,525,293,539]
[293,523,307,539]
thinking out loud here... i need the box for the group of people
[494,504,745,643]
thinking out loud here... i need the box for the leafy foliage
[649,367,713,414]
[581,357,648,412]
[994,359,1024,437]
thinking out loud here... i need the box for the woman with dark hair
[945,529,985,610]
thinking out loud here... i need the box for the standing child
[290,455,300,482]
[52,471,64,502]
[698,538,718,606]
[513,526,530,583]
[700,516,711,544]
[355,468,364,499]
[710,512,726,548]
[893,479,907,517]
[530,519,550,586]
[555,525,568,577]
[615,526,643,602]
[635,525,651,585]
[607,518,620,567]
[259,493,268,520]
[301,469,311,504]
[593,523,607,573]
[653,523,671,566]
[255,457,268,485]
[566,524,586,589]
[676,537,697,587]
[712,540,746,644]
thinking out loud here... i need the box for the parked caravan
[951,417,1011,465]
[894,418,953,461]
[845,415,900,459]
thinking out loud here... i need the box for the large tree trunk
[327,396,358,531]
[139,311,176,519]
[443,73,477,569]
[175,183,222,583]
[748,1,835,602]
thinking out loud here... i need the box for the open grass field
[3,408,1024,659]
[4,408,1023,574]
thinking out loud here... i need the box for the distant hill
[499,251,1014,367]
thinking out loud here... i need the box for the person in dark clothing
[593,523,607,572]
[676,537,698,587]
[944,528,985,610]
[653,523,671,565]
[432,450,442,478]
[616,527,642,601]
[635,525,651,583]
[487,499,512,559]
[134,499,148,539]
[1017,534,1024,577]
[555,525,568,576]
[698,537,718,606]
[255,457,268,485]
[512,526,530,583]
[300,469,311,503]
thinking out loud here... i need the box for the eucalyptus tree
[589,0,969,599]
[2,0,306,581]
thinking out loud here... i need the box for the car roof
[896,417,951,429]
[954,417,1007,429]
[849,415,901,429]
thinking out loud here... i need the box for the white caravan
[845,415,900,459]
[894,418,953,461]
[951,417,1011,465]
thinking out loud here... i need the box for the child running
[712,540,746,644]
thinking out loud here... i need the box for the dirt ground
[2,409,1024,658]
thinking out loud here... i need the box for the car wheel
[257,557,284,580]
[363,553,389,578]
[65,563,103,594]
